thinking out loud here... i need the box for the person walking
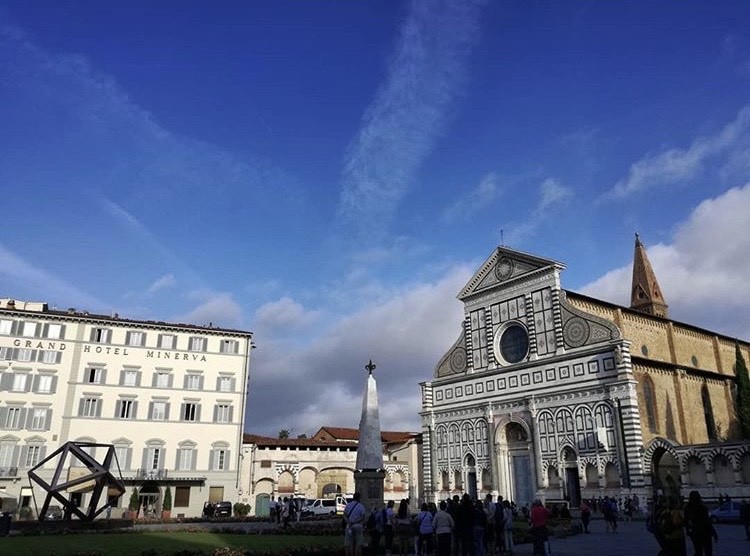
[394,499,413,556]
[661,496,686,556]
[580,499,591,534]
[344,492,367,556]
[683,491,717,556]
[529,499,551,556]
[383,500,396,555]
[741,499,750,541]
[502,500,514,555]
[415,502,435,555]
[432,500,455,556]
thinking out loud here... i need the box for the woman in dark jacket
[683,491,718,556]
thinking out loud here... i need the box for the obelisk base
[354,469,385,513]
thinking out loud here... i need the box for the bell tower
[630,233,668,318]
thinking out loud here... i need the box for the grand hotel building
[0,298,252,518]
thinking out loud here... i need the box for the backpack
[367,512,377,531]
[494,504,505,530]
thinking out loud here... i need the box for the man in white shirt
[343,492,367,556]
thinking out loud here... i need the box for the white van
[302,495,348,516]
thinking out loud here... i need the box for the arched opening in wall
[712,455,734,486]
[277,470,295,493]
[562,447,581,506]
[686,456,707,486]
[584,464,598,488]
[741,453,750,484]
[505,422,528,444]
[453,469,463,492]
[465,454,477,499]
[139,481,160,517]
[547,466,560,489]
[298,468,317,499]
[441,470,450,492]
[390,471,404,493]
[652,448,680,499]
[481,468,491,492]
[604,462,620,488]
[642,376,658,433]
[321,483,342,497]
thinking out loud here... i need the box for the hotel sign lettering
[10,339,208,362]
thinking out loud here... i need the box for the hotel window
[35,374,55,394]
[174,486,191,507]
[16,348,34,362]
[24,445,42,468]
[79,397,102,418]
[44,323,64,339]
[12,373,29,392]
[158,334,176,349]
[149,401,169,421]
[126,331,146,347]
[30,408,49,430]
[176,446,196,471]
[115,399,137,419]
[217,376,234,392]
[154,371,172,388]
[121,369,141,387]
[220,339,239,354]
[0,441,16,468]
[181,402,199,422]
[188,336,207,352]
[21,322,38,338]
[114,444,131,470]
[0,346,11,360]
[90,327,111,343]
[184,374,203,390]
[0,319,13,335]
[214,404,232,423]
[39,350,60,364]
[146,447,163,470]
[4,407,23,429]
[210,446,230,471]
[84,367,105,384]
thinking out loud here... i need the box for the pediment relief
[458,248,562,301]
[434,328,467,378]
[559,291,621,348]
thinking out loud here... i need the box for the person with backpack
[414,502,435,555]
[580,499,591,534]
[367,505,383,555]
[661,496,686,556]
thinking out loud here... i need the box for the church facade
[420,237,750,507]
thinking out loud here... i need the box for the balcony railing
[0,467,19,477]
[135,468,168,480]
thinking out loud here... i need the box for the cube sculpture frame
[28,441,125,521]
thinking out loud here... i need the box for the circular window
[497,323,529,364]
[691,355,698,367]
[641,345,649,356]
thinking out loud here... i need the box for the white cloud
[245,264,473,435]
[253,297,320,331]
[147,274,176,294]
[0,244,105,311]
[610,106,750,197]
[337,0,488,242]
[505,178,573,245]
[580,183,750,338]
[175,292,244,329]
[442,172,502,222]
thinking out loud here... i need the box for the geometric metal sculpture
[28,442,125,521]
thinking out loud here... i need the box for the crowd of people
[345,492,521,556]
[267,496,301,528]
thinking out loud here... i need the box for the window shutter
[141,449,149,471]
[228,406,234,423]
[78,398,85,416]
[224,450,231,470]
[19,446,28,468]
[191,449,197,471]
[168,374,174,388]
[59,325,66,339]
[164,403,170,420]
[24,408,33,429]
[39,446,47,462]
[32,375,40,392]
[213,405,218,423]
[183,375,189,389]
[180,403,186,421]
[42,323,49,337]
[135,371,142,386]
[119,370,126,385]
[24,374,32,392]
[131,401,138,419]
[152,373,158,387]
[0,373,12,390]
[44,409,52,431]
[90,329,97,342]
[208,450,214,471]
[115,400,122,418]
[148,402,154,419]
[174,451,181,469]
[95,399,102,417]
[0,407,7,427]
[55,351,62,363]
[100,369,107,384]
[125,447,133,470]
[198,376,204,390]
[50,376,58,393]
[231,378,237,391]
[11,445,20,467]
[195,405,201,422]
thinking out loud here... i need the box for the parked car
[44,505,63,520]
[710,501,741,523]
[213,501,233,517]
[301,497,341,516]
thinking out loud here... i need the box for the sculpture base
[354,469,385,513]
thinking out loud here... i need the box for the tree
[278,429,290,439]
[296,433,308,439]
[162,486,172,511]
[128,487,140,512]
[735,343,750,438]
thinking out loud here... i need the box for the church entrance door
[465,454,478,499]
[562,448,581,507]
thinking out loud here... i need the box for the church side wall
[671,326,719,373]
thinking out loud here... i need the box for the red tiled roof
[311,427,420,444]
[243,433,357,449]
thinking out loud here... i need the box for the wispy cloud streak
[442,172,502,223]
[337,0,488,241]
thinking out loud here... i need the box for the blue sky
[2,1,750,436]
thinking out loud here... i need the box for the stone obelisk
[354,359,385,512]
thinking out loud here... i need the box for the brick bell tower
[630,233,669,318]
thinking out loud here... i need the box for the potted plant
[161,486,172,520]
[128,487,140,520]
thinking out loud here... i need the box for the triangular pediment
[457,247,564,301]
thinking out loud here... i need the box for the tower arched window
[701,384,717,441]
[643,376,658,433]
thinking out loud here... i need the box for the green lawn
[2,531,343,555]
